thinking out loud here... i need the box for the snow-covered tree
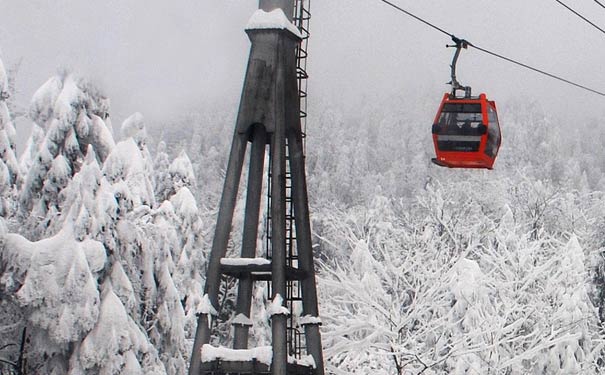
[532,236,601,374]
[0,56,20,218]
[317,175,605,374]
[153,141,172,202]
[0,66,210,373]
[1,222,106,374]
[19,73,115,238]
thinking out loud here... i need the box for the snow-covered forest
[1,48,605,375]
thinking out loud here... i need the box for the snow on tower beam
[220,262,308,281]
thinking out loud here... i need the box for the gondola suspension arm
[447,36,472,98]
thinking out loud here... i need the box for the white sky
[1,1,604,140]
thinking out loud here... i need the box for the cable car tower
[189,1,324,375]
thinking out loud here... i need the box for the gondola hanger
[447,36,472,99]
[431,37,502,169]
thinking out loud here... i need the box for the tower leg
[271,115,288,375]
[288,128,325,375]
[234,126,267,349]
[189,130,248,375]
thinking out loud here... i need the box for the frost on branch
[533,235,597,373]
[444,258,495,374]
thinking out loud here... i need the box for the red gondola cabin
[431,93,501,169]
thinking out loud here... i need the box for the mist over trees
[1,51,605,375]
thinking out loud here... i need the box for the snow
[0,106,14,144]
[79,286,148,371]
[64,128,80,157]
[54,75,83,123]
[220,257,271,266]
[170,187,198,222]
[76,110,91,138]
[0,161,9,192]
[103,138,153,206]
[201,344,273,366]
[19,123,44,173]
[120,112,147,147]
[169,151,195,187]
[81,239,106,273]
[1,232,35,291]
[110,262,136,311]
[0,58,8,95]
[245,9,302,39]
[91,114,115,162]
[197,294,218,316]
[266,294,290,316]
[30,76,62,125]
[299,315,322,326]
[120,112,144,138]
[232,313,253,326]
[6,224,104,343]
[289,354,316,369]
[48,154,71,184]
[200,345,315,369]
[123,350,143,374]
[450,258,483,304]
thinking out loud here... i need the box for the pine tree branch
[0,343,17,351]
[0,357,17,367]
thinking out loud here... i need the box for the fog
[1,1,604,145]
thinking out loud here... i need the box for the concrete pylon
[188,2,324,375]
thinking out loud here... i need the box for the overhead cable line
[469,44,605,97]
[378,0,605,97]
[596,0,605,9]
[553,0,605,35]
[377,0,451,37]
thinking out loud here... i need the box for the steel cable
[553,0,605,35]
[377,0,605,97]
